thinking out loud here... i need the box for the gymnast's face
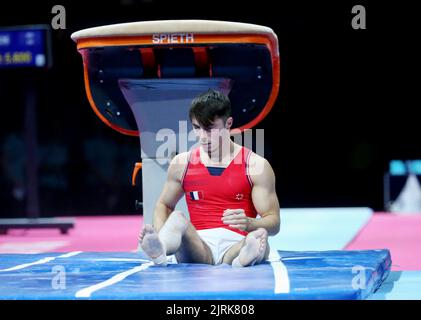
[192,117,233,153]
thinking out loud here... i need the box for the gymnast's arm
[248,155,281,236]
[152,153,187,232]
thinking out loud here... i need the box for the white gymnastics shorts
[165,228,245,265]
[198,227,245,265]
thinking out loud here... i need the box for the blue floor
[0,249,391,300]
[368,271,421,300]
[269,207,373,251]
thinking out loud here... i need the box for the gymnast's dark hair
[189,89,232,129]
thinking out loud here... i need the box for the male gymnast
[139,89,280,267]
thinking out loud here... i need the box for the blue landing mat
[0,249,391,300]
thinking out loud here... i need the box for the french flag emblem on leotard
[190,191,203,200]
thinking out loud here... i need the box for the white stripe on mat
[58,251,83,258]
[268,249,290,294]
[0,251,83,272]
[75,262,154,298]
[90,258,150,262]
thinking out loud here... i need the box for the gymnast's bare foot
[139,224,167,266]
[235,228,268,267]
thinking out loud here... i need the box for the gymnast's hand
[221,209,250,231]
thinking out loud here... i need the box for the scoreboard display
[0,25,52,69]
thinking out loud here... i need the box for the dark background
[0,0,419,217]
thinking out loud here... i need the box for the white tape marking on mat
[90,258,150,262]
[58,251,83,258]
[281,256,319,261]
[75,262,154,298]
[268,249,290,294]
[0,251,83,272]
